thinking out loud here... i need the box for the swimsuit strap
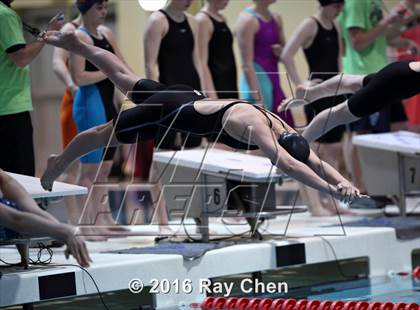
[159,9,186,23]
[78,26,90,36]
[221,100,288,132]
[245,7,259,19]
[79,27,105,39]
[251,104,288,132]
[199,11,213,19]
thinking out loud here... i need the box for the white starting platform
[0,215,419,309]
[153,149,306,241]
[353,131,420,216]
[1,156,419,309]
[7,172,87,200]
[0,172,87,304]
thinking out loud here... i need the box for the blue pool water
[243,275,420,304]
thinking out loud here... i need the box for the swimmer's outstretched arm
[251,127,359,202]
[305,150,360,201]
[42,31,139,99]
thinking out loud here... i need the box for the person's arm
[0,170,91,267]
[347,6,402,52]
[305,149,360,201]
[281,18,316,86]
[0,205,91,267]
[196,12,217,98]
[52,23,78,93]
[250,125,342,198]
[334,20,344,72]
[387,36,418,52]
[70,31,107,86]
[0,170,58,223]
[235,12,260,102]
[272,13,286,60]
[144,12,166,81]
[100,25,134,74]
[5,13,63,68]
[188,14,205,91]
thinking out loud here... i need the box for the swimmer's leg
[302,101,359,143]
[41,121,119,191]
[44,31,138,98]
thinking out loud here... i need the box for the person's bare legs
[43,31,138,97]
[302,101,360,143]
[148,163,173,235]
[61,161,81,225]
[41,121,118,191]
[280,74,365,111]
[76,163,108,241]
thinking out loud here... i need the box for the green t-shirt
[338,0,388,75]
[0,2,32,116]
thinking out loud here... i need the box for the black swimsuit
[115,80,287,150]
[348,61,420,117]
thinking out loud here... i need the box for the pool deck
[0,212,419,309]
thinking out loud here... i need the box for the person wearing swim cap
[39,31,362,206]
[281,0,348,216]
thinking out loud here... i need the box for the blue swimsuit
[73,27,118,163]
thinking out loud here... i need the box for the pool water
[262,275,420,303]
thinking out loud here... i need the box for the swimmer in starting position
[40,31,362,208]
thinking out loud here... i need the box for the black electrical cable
[54,263,111,310]
[317,236,363,280]
[0,243,111,310]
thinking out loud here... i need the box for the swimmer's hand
[336,181,361,203]
[64,227,92,268]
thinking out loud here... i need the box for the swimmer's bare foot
[77,226,108,242]
[278,85,311,112]
[42,31,83,52]
[158,225,175,235]
[95,216,131,232]
[221,217,247,225]
[310,205,336,217]
[41,155,64,191]
[324,204,355,216]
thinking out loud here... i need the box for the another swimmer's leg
[303,74,365,102]
[78,43,138,96]
[302,101,359,143]
[41,122,119,191]
[281,74,365,111]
